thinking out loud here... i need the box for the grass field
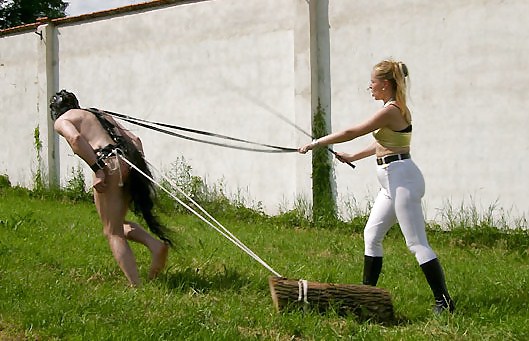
[1,185,529,340]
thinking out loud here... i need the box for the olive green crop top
[372,102,412,148]
[373,126,412,148]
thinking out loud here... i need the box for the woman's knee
[364,232,381,247]
[364,232,384,256]
[407,243,437,264]
[364,224,387,246]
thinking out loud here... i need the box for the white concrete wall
[1,0,527,226]
[328,0,529,225]
[0,32,41,186]
[1,0,311,213]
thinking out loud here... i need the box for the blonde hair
[373,59,411,123]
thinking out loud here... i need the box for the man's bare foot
[148,242,169,280]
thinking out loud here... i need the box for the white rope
[112,149,124,187]
[297,279,309,304]
[119,155,282,277]
[146,161,276,274]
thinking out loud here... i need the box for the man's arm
[54,117,107,192]
[54,118,99,166]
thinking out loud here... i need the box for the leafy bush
[0,174,11,189]
[63,166,92,202]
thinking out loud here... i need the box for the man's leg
[124,221,169,279]
[94,169,141,286]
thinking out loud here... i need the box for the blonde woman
[299,60,454,314]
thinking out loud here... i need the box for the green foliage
[63,166,92,202]
[431,226,529,255]
[272,196,311,228]
[32,125,46,193]
[311,101,337,228]
[0,173,11,188]
[157,156,210,215]
[1,189,529,340]
[0,0,68,30]
[156,157,267,223]
[433,197,527,230]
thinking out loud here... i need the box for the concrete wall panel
[1,0,527,225]
[328,0,529,223]
[0,32,40,187]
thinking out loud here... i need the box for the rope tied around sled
[297,279,309,304]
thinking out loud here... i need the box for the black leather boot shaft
[363,255,383,286]
[420,258,455,313]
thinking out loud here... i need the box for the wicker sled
[268,276,394,323]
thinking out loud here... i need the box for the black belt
[376,153,410,165]
[95,144,123,160]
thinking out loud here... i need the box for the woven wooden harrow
[268,276,394,323]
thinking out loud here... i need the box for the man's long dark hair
[84,107,174,247]
[127,147,173,246]
[124,142,174,247]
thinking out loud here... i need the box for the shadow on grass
[160,266,252,293]
[296,304,411,327]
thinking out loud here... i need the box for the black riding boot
[420,258,455,314]
[363,255,383,286]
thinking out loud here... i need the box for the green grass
[1,186,529,340]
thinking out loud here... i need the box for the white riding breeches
[364,158,437,265]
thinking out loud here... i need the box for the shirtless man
[50,90,172,287]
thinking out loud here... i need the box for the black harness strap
[85,108,128,152]
[101,109,297,153]
[84,108,173,245]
